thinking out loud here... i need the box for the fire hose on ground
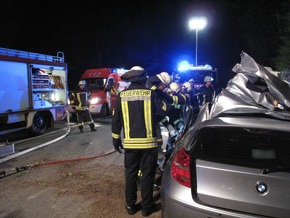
[0,110,118,178]
[0,149,117,178]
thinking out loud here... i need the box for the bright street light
[188,17,207,66]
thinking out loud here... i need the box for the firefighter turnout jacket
[112,83,168,149]
[198,84,215,106]
[70,87,91,110]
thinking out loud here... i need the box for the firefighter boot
[125,204,137,215]
[89,123,97,132]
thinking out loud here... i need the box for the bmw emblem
[255,181,269,195]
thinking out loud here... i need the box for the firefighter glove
[113,138,123,153]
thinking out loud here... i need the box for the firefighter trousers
[76,109,94,130]
[124,148,158,211]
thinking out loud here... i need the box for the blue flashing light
[111,68,129,73]
[116,68,129,73]
[178,60,192,72]
[178,60,213,72]
[204,64,212,69]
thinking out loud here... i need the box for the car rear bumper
[161,187,269,218]
[161,168,266,218]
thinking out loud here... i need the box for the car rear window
[192,127,290,169]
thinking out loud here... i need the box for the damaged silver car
[161,52,290,218]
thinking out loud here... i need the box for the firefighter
[147,71,172,90]
[158,82,190,172]
[147,72,189,139]
[112,66,166,216]
[184,80,200,117]
[168,82,185,132]
[147,72,173,146]
[198,76,215,107]
[71,80,97,132]
[147,71,188,107]
[172,71,181,83]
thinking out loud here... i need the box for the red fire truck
[0,47,68,137]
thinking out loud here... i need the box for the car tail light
[171,148,191,188]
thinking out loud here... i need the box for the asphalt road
[0,117,167,218]
[0,117,122,171]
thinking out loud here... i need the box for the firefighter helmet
[121,66,147,83]
[78,80,86,86]
[157,72,172,85]
[130,66,144,71]
[204,76,214,82]
[170,82,180,93]
[188,78,195,83]
[183,82,192,92]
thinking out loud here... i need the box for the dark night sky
[1,0,289,89]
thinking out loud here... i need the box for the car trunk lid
[195,160,290,217]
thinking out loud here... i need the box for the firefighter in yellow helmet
[71,80,97,132]
[111,66,165,216]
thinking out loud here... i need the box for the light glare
[188,18,207,30]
